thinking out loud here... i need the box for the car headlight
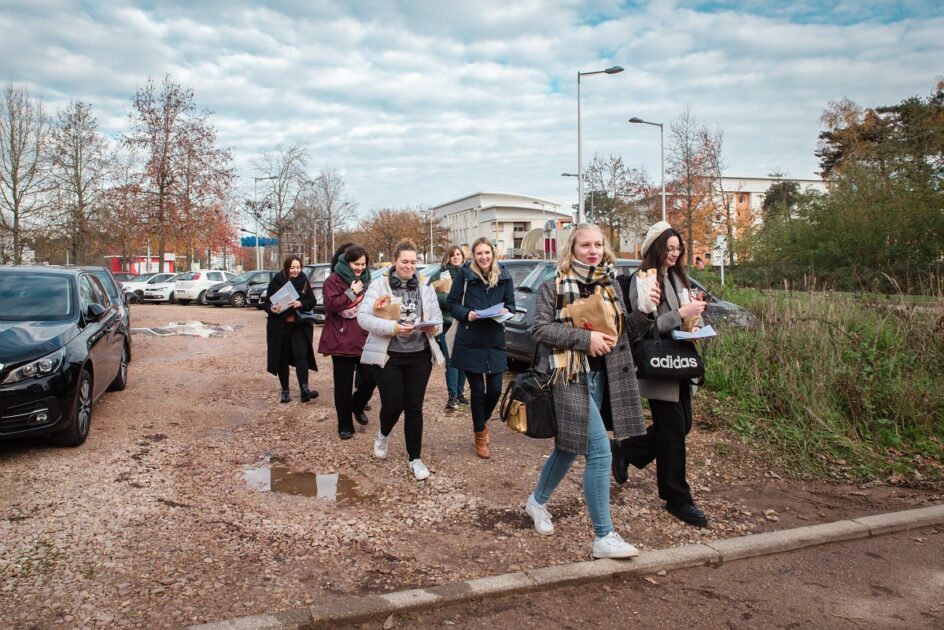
[2,348,66,385]
[218,285,233,293]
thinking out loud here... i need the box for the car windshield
[88,270,120,300]
[229,273,251,284]
[517,262,555,292]
[174,272,196,281]
[0,273,75,321]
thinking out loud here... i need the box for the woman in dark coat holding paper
[612,221,708,527]
[264,255,318,404]
[447,237,514,459]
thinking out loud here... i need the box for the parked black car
[205,270,277,307]
[0,266,130,446]
[505,260,756,365]
[498,259,544,287]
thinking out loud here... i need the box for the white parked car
[173,270,239,305]
[141,274,183,303]
[122,272,178,303]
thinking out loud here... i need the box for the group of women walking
[263,219,709,558]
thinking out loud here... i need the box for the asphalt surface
[379,525,943,629]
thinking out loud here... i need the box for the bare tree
[0,83,50,264]
[667,109,714,265]
[698,126,736,266]
[585,154,652,251]
[251,142,311,261]
[48,100,110,264]
[123,75,229,272]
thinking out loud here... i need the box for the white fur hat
[641,221,673,257]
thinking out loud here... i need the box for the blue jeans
[436,332,466,399]
[532,371,613,538]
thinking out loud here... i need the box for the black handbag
[499,345,556,439]
[631,325,704,380]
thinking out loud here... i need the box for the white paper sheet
[671,325,717,340]
[269,281,299,312]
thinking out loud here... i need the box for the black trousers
[464,371,503,433]
[372,349,432,461]
[619,381,693,506]
[331,355,377,434]
[277,325,310,390]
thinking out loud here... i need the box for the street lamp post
[577,65,623,224]
[239,228,259,270]
[628,117,666,222]
[428,207,435,263]
[253,176,278,269]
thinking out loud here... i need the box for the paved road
[379,526,943,629]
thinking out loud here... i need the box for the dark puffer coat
[446,263,515,375]
[264,271,318,375]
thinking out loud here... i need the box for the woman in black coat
[447,237,515,459]
[264,255,319,403]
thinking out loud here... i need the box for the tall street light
[628,116,666,222]
[253,176,278,269]
[577,65,623,224]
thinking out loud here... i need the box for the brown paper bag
[432,276,452,294]
[565,293,619,343]
[373,295,402,321]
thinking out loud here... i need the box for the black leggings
[372,349,433,461]
[619,381,693,506]
[464,371,503,432]
[332,355,377,433]
[277,325,310,390]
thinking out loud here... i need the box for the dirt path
[1,304,940,628]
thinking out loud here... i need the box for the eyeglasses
[666,247,682,254]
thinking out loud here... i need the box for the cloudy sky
[2,0,942,221]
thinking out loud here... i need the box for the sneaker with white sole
[525,494,555,536]
[408,458,430,481]
[591,531,639,559]
[373,431,389,459]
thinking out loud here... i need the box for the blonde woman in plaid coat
[524,224,658,559]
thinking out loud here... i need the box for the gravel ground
[1,304,940,628]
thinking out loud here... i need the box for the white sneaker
[408,458,430,481]
[525,494,554,536]
[592,531,639,559]
[373,431,389,459]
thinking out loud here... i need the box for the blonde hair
[558,223,616,275]
[470,237,500,288]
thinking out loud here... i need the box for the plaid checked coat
[530,277,652,455]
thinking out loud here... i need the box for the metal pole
[429,209,434,263]
[660,123,666,222]
[577,72,583,225]
[253,178,261,270]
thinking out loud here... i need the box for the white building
[432,192,572,258]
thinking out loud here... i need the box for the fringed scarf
[549,260,622,383]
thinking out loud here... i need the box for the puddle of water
[131,320,234,338]
[243,456,370,504]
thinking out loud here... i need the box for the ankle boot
[300,386,318,403]
[484,425,490,445]
[474,430,490,459]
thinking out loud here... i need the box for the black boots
[300,386,318,403]
[279,390,290,403]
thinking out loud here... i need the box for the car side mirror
[86,303,108,321]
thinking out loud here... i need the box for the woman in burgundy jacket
[317,245,377,439]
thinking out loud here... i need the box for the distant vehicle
[80,266,133,341]
[112,272,137,284]
[505,259,756,365]
[499,259,543,287]
[205,270,277,308]
[173,270,239,305]
[247,282,268,309]
[0,266,130,446]
[141,273,183,304]
[121,272,177,302]
[304,264,332,324]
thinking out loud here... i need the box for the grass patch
[701,287,944,486]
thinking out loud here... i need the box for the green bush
[703,288,944,483]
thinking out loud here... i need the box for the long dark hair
[441,244,463,267]
[281,255,303,279]
[641,228,689,288]
[343,245,370,268]
[329,242,353,272]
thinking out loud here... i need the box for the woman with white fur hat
[613,221,710,527]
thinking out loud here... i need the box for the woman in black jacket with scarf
[264,255,319,403]
[447,237,514,459]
